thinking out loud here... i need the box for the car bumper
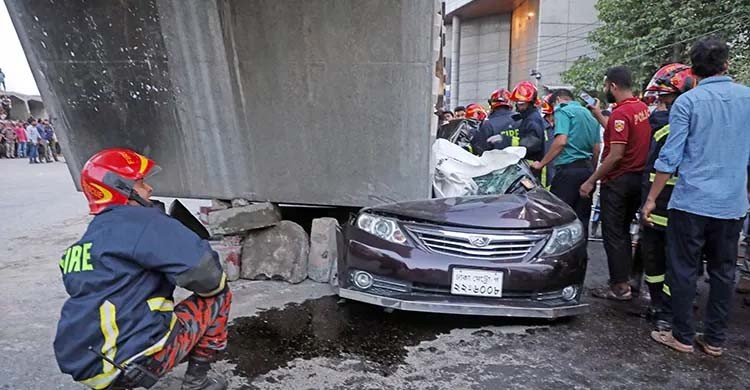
[339,288,589,318]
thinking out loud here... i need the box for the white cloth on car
[432,139,526,198]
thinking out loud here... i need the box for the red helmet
[465,103,487,121]
[80,148,160,214]
[488,89,513,109]
[541,93,555,115]
[510,81,538,103]
[645,63,696,96]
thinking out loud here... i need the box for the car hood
[367,189,576,230]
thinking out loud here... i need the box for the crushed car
[336,140,588,319]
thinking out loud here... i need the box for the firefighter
[540,93,556,187]
[54,148,231,390]
[470,88,520,155]
[639,64,696,329]
[509,81,546,162]
[465,103,487,122]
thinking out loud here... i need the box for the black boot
[181,358,227,390]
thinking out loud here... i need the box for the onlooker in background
[644,37,750,356]
[582,66,651,300]
[471,88,519,156]
[26,119,41,163]
[41,119,58,162]
[1,95,10,119]
[0,68,6,91]
[532,89,601,243]
[453,106,466,120]
[3,124,16,158]
[14,121,26,158]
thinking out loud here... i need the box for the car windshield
[474,161,538,196]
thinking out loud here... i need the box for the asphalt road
[1,158,749,390]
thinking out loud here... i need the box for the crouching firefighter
[639,64,696,330]
[53,148,232,390]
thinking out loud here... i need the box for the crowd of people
[437,37,750,357]
[0,117,60,163]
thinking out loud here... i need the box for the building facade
[445,0,599,108]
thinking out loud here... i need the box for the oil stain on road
[222,296,550,379]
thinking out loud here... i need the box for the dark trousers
[550,160,594,240]
[600,172,642,284]
[666,209,744,346]
[640,226,668,311]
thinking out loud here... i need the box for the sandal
[695,336,723,357]
[650,331,694,353]
[591,286,632,301]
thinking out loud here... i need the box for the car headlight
[356,213,408,245]
[541,220,584,256]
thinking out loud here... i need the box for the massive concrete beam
[6,0,439,207]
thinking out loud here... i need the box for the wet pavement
[220,258,750,389]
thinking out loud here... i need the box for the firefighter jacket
[53,205,226,389]
[513,106,546,161]
[470,108,520,156]
[642,109,675,230]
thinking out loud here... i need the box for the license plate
[451,268,503,298]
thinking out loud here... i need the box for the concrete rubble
[307,218,340,283]
[208,202,282,237]
[240,221,310,284]
[209,236,243,282]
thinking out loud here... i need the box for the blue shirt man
[645,37,750,354]
[654,75,750,219]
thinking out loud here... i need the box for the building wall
[536,0,599,86]
[454,14,511,107]
[508,0,540,87]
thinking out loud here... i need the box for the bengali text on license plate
[451,268,503,297]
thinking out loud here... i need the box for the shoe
[591,285,632,301]
[650,330,693,353]
[181,372,228,390]
[695,336,723,357]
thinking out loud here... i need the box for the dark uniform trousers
[550,159,594,244]
[600,172,642,284]
[666,209,744,347]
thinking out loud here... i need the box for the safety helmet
[510,81,538,103]
[465,103,487,121]
[645,63,696,96]
[80,148,160,214]
[541,93,555,115]
[488,89,513,109]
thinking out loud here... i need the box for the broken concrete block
[231,198,251,207]
[210,236,242,282]
[208,203,281,236]
[240,221,309,284]
[308,218,339,283]
[211,199,232,210]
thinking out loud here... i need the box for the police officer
[470,88,520,155]
[639,64,696,329]
[509,81,546,162]
[54,148,231,390]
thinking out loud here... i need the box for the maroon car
[337,163,588,318]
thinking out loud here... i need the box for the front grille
[406,225,547,261]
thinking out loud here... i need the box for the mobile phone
[579,91,596,106]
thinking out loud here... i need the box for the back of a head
[605,66,633,90]
[551,89,575,103]
[690,37,729,79]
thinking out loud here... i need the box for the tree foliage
[562,0,750,93]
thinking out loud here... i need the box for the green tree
[562,1,750,93]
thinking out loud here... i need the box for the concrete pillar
[450,15,460,109]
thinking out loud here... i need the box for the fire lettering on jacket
[60,242,94,275]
